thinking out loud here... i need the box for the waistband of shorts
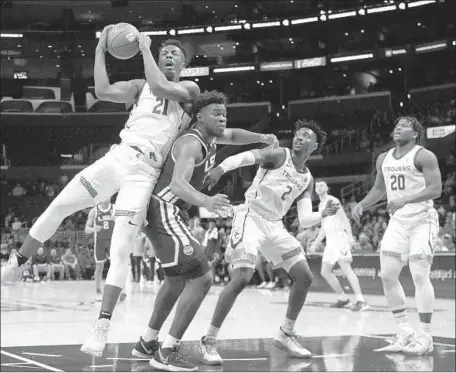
[114,142,162,169]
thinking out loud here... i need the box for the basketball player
[85,199,125,301]
[353,116,441,355]
[199,120,341,364]
[310,180,369,311]
[128,91,277,371]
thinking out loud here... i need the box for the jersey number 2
[152,97,169,116]
[281,185,292,201]
[103,221,109,230]
[390,174,405,191]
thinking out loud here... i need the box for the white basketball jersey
[318,195,349,247]
[119,82,192,166]
[245,148,312,221]
[382,145,433,219]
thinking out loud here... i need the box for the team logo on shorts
[183,245,193,256]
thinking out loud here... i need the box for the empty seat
[88,100,126,112]
[35,101,73,113]
[23,87,56,100]
[0,100,33,113]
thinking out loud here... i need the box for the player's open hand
[137,33,151,52]
[261,134,279,148]
[352,203,364,223]
[205,166,225,191]
[95,224,103,232]
[322,199,340,218]
[96,25,114,52]
[387,198,406,215]
[205,193,231,213]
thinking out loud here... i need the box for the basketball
[106,23,140,60]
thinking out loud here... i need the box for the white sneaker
[257,282,267,289]
[374,332,416,352]
[265,282,275,289]
[95,292,102,302]
[273,328,311,358]
[199,336,223,365]
[403,333,434,355]
[1,255,24,284]
[80,318,110,357]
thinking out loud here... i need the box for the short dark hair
[159,39,187,62]
[192,90,227,116]
[294,119,327,149]
[393,116,425,143]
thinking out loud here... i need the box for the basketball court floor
[1,280,455,372]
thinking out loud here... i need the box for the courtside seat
[0,100,33,113]
[88,100,127,112]
[22,87,56,100]
[36,101,73,113]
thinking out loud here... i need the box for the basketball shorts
[225,205,306,273]
[94,239,111,263]
[77,143,161,225]
[322,232,353,265]
[380,208,439,264]
[143,195,210,280]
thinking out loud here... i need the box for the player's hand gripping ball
[106,23,140,60]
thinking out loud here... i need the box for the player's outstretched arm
[217,128,279,147]
[170,137,231,213]
[352,152,387,221]
[137,34,200,103]
[94,26,145,104]
[84,208,97,234]
[205,145,285,191]
[387,148,442,215]
[296,179,339,228]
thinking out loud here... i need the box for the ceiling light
[398,2,406,9]
[320,14,327,21]
[169,29,176,36]
[206,26,213,33]
[282,19,290,26]
[48,45,52,48]
[291,17,318,25]
[358,8,366,15]
[244,23,251,30]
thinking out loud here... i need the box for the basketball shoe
[131,337,160,358]
[1,254,24,284]
[80,318,110,357]
[402,333,434,355]
[374,331,416,352]
[199,336,223,365]
[272,327,312,358]
[149,345,198,372]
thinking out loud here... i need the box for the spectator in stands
[12,183,26,197]
[443,233,456,251]
[49,248,65,280]
[4,208,14,228]
[45,184,55,199]
[358,233,374,252]
[77,246,95,280]
[1,244,9,264]
[62,247,81,280]
[190,217,206,245]
[11,217,23,231]
[31,247,51,282]
[203,220,219,261]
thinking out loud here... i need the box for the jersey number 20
[152,97,169,116]
[390,174,405,191]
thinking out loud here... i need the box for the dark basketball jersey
[154,128,217,210]
[94,203,114,241]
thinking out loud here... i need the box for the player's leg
[81,169,158,357]
[200,207,261,365]
[320,253,350,307]
[265,261,276,288]
[94,241,107,300]
[256,256,267,288]
[375,220,415,352]
[1,156,119,284]
[338,260,368,311]
[402,218,438,355]
[264,228,313,358]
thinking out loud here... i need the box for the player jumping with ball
[353,116,441,355]
[199,119,340,364]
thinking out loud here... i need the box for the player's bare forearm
[141,48,169,92]
[94,49,111,95]
[218,129,264,145]
[359,188,386,209]
[170,181,208,208]
[403,186,441,204]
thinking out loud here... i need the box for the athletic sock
[99,310,112,320]
[143,327,159,342]
[16,253,29,266]
[206,325,220,340]
[419,321,432,335]
[392,308,414,335]
[338,293,348,301]
[281,317,296,334]
[355,294,365,303]
[162,335,180,349]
